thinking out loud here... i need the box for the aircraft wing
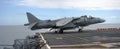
[56,18,74,26]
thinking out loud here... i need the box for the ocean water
[0,25,32,45]
[0,25,49,49]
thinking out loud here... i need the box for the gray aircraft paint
[24,12,105,33]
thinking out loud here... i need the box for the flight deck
[41,30,120,49]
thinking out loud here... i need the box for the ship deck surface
[42,30,120,48]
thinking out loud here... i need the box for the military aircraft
[24,12,105,33]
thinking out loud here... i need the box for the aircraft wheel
[58,29,63,34]
[54,31,58,33]
[78,29,82,32]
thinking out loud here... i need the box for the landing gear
[58,29,63,34]
[54,29,63,34]
[78,26,83,32]
[78,29,82,32]
[54,31,57,33]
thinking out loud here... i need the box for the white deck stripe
[50,42,120,48]
[40,33,51,49]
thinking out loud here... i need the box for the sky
[0,0,120,25]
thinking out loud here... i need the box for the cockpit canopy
[81,15,95,19]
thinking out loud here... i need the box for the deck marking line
[40,33,51,49]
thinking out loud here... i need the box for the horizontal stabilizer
[24,23,30,26]
[28,22,37,30]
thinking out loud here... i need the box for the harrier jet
[24,12,105,33]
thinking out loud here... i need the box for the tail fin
[26,12,40,24]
